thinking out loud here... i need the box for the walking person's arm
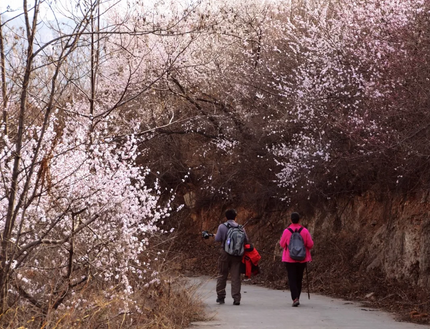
[303,229,314,250]
[279,229,290,249]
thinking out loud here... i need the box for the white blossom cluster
[0,111,171,310]
[271,135,331,191]
[212,138,238,153]
[262,0,427,199]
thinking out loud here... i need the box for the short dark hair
[225,209,237,220]
[291,212,300,223]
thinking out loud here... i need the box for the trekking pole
[306,263,310,299]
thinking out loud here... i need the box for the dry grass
[0,274,206,329]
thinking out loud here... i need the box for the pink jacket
[279,223,314,263]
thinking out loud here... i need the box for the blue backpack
[287,227,306,261]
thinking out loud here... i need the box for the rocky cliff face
[311,190,430,290]
[245,190,430,323]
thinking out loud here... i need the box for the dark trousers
[285,262,307,301]
[216,250,242,302]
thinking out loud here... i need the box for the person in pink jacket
[279,212,314,307]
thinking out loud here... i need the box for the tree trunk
[0,0,38,312]
[0,14,8,134]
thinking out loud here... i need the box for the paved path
[188,277,428,329]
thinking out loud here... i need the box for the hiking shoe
[292,299,300,307]
[216,298,225,304]
[233,301,240,305]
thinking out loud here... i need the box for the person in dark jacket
[214,209,249,305]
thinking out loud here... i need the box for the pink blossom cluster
[0,110,171,310]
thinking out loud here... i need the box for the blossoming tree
[0,0,202,319]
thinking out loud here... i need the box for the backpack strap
[286,227,294,249]
[223,222,236,249]
[288,226,303,233]
[222,222,229,249]
[225,222,243,230]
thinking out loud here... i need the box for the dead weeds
[0,275,206,329]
